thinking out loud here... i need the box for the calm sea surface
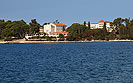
[0,42,133,83]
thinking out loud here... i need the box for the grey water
[0,42,133,83]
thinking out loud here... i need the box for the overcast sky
[0,0,133,26]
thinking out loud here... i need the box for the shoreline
[0,40,133,44]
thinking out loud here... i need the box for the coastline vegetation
[0,18,133,41]
[0,19,41,40]
[66,18,133,41]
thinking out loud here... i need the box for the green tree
[83,21,86,26]
[103,22,107,37]
[1,20,29,38]
[113,18,123,34]
[58,34,64,41]
[63,26,65,31]
[66,23,90,40]
[128,19,133,39]
[88,21,91,29]
[123,18,130,38]
[1,28,11,38]
[0,19,5,38]
[66,23,81,40]
[90,29,104,40]
[29,19,41,34]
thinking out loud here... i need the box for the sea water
[0,42,133,83]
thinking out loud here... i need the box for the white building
[40,23,68,37]
[86,20,113,32]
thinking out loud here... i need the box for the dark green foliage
[46,36,56,41]
[66,35,74,41]
[29,19,41,34]
[88,21,90,29]
[4,38,13,41]
[103,22,107,39]
[66,17,133,41]
[63,26,65,31]
[111,18,133,39]
[0,19,38,39]
[1,28,11,37]
[31,36,40,39]
[58,34,64,41]
[1,18,133,41]
[90,29,104,40]
[84,21,86,26]
[1,20,30,38]
[66,23,90,41]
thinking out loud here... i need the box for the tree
[66,23,90,41]
[1,28,11,38]
[123,18,130,38]
[0,20,30,39]
[88,21,91,29]
[83,21,86,26]
[90,29,104,40]
[63,26,65,31]
[29,19,41,34]
[103,22,107,37]
[113,18,123,34]
[128,19,133,39]
[58,34,64,41]
[0,19,5,38]
[0,19,4,23]
[66,23,81,40]
[53,20,59,23]
[9,20,29,38]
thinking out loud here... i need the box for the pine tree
[88,21,90,29]
[84,21,86,26]
[103,22,107,38]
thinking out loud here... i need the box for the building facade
[40,23,68,37]
[86,20,113,32]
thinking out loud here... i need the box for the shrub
[31,36,40,39]
[4,38,13,41]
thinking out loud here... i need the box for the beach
[0,39,133,44]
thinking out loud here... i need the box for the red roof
[53,23,66,26]
[91,23,98,24]
[99,20,105,23]
[40,27,43,29]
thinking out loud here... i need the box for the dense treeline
[66,18,133,41]
[0,18,133,41]
[0,19,41,39]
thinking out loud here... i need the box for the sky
[0,0,133,26]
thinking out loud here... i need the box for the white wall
[90,22,112,31]
[90,24,99,29]
[44,23,57,34]
[43,23,66,35]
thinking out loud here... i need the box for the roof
[99,20,105,23]
[40,27,44,29]
[53,23,66,26]
[53,31,69,34]
[91,23,98,24]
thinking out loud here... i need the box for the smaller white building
[86,20,113,32]
[90,23,99,29]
